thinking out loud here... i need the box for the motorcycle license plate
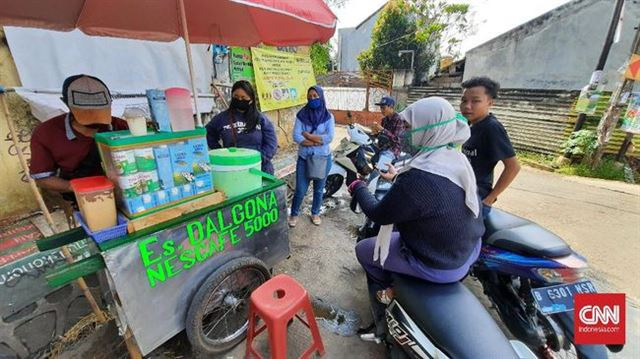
[531,280,597,315]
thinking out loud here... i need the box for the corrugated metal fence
[408,87,636,156]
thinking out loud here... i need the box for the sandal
[288,216,298,228]
[311,215,322,226]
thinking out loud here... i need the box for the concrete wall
[263,106,302,152]
[464,0,640,91]
[393,69,415,89]
[337,8,383,72]
[323,86,391,112]
[0,30,38,218]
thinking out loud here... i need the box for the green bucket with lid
[209,147,262,198]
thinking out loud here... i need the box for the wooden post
[365,84,370,112]
[590,25,640,168]
[177,0,202,127]
[123,328,143,359]
[616,132,635,162]
[0,90,106,324]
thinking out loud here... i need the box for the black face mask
[231,98,251,112]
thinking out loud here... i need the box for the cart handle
[249,167,280,184]
[46,254,105,288]
[36,226,86,251]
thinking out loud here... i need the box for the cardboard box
[169,187,181,202]
[169,141,194,186]
[153,145,174,190]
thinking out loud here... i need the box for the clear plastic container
[70,176,117,232]
[123,107,148,136]
[165,87,195,132]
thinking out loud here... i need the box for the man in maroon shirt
[29,75,127,197]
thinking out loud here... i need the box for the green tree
[310,42,332,76]
[358,0,470,84]
[308,0,348,76]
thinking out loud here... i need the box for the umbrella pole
[0,89,107,324]
[178,0,203,127]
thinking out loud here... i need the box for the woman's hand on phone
[380,163,397,181]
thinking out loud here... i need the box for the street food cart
[36,170,289,356]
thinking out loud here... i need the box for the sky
[331,0,573,54]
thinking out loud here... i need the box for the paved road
[496,165,640,358]
[497,165,640,303]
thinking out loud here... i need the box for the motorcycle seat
[392,274,518,359]
[484,208,571,258]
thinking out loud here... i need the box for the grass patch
[555,159,626,182]
[516,151,555,165]
[516,150,633,183]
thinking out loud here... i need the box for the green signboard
[230,47,255,85]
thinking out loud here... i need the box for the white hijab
[374,97,479,266]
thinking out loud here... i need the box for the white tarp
[13,89,217,123]
[4,27,218,121]
[4,27,214,93]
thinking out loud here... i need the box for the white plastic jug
[165,87,195,131]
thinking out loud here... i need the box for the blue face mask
[308,98,322,109]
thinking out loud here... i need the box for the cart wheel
[186,256,270,356]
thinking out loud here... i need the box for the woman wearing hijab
[348,97,484,331]
[288,86,335,227]
[206,80,278,174]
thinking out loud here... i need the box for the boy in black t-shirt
[460,77,520,215]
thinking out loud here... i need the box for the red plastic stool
[245,274,325,359]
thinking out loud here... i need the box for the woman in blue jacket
[206,80,278,174]
[289,85,335,227]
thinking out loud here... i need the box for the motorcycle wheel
[323,174,344,198]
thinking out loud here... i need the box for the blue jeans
[290,155,331,216]
[482,204,492,218]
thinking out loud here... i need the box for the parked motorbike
[324,124,377,198]
[355,174,622,358]
[473,209,622,358]
[370,272,537,359]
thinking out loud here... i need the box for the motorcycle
[355,174,622,358]
[371,272,537,359]
[473,209,622,358]
[324,123,377,198]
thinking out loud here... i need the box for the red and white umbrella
[0,0,338,125]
